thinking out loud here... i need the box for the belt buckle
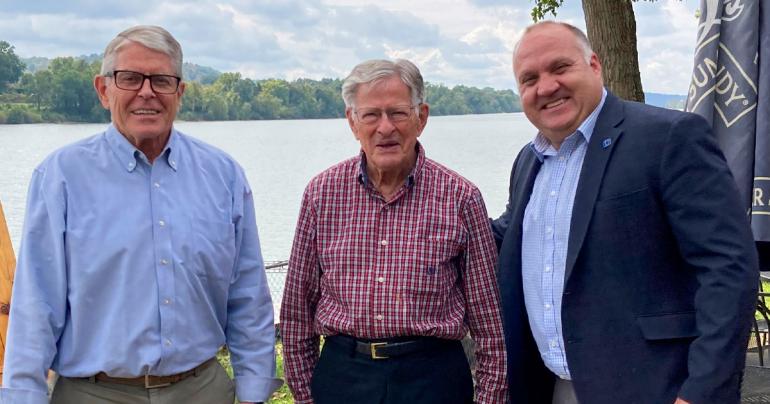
[144,374,171,389]
[370,342,388,359]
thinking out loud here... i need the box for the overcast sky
[0,0,700,95]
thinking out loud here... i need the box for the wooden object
[0,202,16,381]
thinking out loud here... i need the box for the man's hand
[675,398,691,404]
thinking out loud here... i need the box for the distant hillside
[21,55,221,84]
[21,56,53,73]
[182,62,220,84]
[645,92,686,110]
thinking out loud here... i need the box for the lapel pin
[602,138,612,149]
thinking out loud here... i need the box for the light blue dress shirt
[521,90,607,380]
[1,125,281,404]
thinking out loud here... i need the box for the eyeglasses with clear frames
[353,104,418,125]
[107,70,181,94]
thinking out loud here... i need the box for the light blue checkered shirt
[521,90,607,379]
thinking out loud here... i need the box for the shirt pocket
[405,234,462,304]
[175,218,236,282]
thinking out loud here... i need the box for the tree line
[0,41,521,124]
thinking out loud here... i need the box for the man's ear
[93,75,110,109]
[346,107,359,140]
[416,103,430,135]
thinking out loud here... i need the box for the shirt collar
[105,124,180,172]
[529,88,608,162]
[358,141,425,189]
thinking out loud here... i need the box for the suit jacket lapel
[499,146,541,293]
[564,93,625,282]
[513,150,542,238]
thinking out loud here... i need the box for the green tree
[180,81,205,119]
[8,62,520,123]
[22,70,54,111]
[202,87,229,121]
[47,57,103,121]
[530,0,676,102]
[252,92,285,119]
[312,79,345,118]
[0,40,25,92]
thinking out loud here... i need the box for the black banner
[686,0,769,242]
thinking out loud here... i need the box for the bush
[41,110,68,123]
[3,105,42,124]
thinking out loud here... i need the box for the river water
[0,114,535,260]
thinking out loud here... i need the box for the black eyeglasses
[107,70,181,94]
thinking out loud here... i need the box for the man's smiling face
[514,23,603,147]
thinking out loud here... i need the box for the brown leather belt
[85,357,216,389]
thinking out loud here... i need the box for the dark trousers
[311,335,473,404]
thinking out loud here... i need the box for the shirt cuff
[235,375,284,403]
[0,387,49,404]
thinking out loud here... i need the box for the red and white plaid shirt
[280,144,507,404]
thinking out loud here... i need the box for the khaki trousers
[50,360,235,404]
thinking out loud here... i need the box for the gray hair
[341,59,425,108]
[512,21,593,80]
[100,25,183,78]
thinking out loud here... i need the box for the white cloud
[634,0,700,94]
[0,0,703,94]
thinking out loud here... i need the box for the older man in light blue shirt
[1,25,280,404]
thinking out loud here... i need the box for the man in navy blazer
[492,21,758,404]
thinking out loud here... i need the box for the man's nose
[376,112,397,133]
[536,74,560,96]
[137,77,156,98]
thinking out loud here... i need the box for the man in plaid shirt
[280,59,507,404]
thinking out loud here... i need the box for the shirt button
[127,163,135,169]
[170,160,176,167]
[545,303,552,310]
[153,182,161,188]
[164,298,171,305]
[375,314,384,321]
[160,259,168,265]
[550,340,557,348]
[158,220,165,227]
[377,277,385,283]
[549,190,557,197]
[544,266,552,273]
[380,239,388,246]
[546,226,553,234]
[559,156,565,161]
[165,339,172,346]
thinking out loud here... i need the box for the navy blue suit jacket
[492,92,758,404]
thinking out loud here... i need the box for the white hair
[100,25,183,78]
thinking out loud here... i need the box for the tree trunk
[582,0,645,102]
